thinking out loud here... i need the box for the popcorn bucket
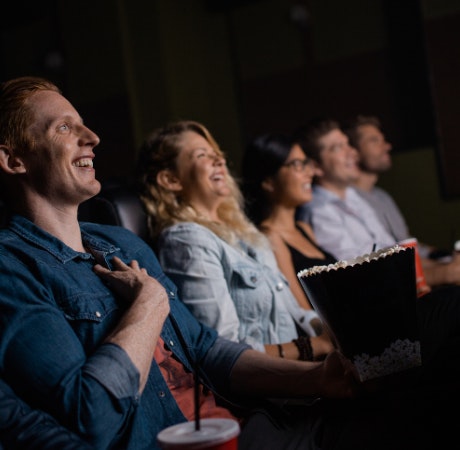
[297,246,421,381]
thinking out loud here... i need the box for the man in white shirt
[295,118,395,261]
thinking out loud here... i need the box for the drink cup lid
[157,418,240,449]
[398,237,417,246]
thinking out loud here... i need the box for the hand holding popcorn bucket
[297,246,422,382]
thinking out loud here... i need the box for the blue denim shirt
[0,215,248,450]
[0,378,92,449]
[157,222,299,352]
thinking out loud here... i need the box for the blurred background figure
[294,118,395,261]
[344,115,433,256]
[344,114,460,287]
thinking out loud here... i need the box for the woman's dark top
[285,224,337,273]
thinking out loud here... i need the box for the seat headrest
[79,182,150,243]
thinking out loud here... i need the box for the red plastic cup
[157,418,240,450]
[398,238,431,297]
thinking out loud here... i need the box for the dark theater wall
[1,0,460,247]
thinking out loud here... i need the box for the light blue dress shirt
[297,186,396,261]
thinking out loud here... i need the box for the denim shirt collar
[8,214,120,264]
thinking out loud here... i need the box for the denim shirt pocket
[234,268,260,289]
[56,290,120,349]
[230,264,272,315]
[58,291,119,322]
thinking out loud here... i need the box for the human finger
[110,256,130,270]
[129,260,141,270]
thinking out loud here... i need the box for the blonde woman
[136,120,333,361]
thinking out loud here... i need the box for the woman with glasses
[136,120,334,362]
[241,133,337,314]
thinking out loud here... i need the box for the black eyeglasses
[282,158,313,172]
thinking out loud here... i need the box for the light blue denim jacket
[157,222,300,352]
[0,215,248,450]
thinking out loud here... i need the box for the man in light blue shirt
[295,119,395,261]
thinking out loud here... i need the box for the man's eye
[58,124,69,131]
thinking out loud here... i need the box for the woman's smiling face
[174,130,231,211]
[270,144,316,208]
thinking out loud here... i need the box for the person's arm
[229,348,358,399]
[0,379,92,450]
[264,229,314,311]
[0,237,170,449]
[422,253,460,286]
[157,224,244,345]
[93,256,170,391]
[258,229,335,358]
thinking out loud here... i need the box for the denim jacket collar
[8,214,120,264]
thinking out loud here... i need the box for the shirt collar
[8,214,119,264]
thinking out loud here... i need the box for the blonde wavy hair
[136,120,264,247]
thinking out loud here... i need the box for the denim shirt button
[169,340,174,347]
[276,282,284,291]
[159,391,166,398]
[170,291,175,297]
[95,311,102,318]
[250,276,257,283]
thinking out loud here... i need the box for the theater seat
[78,180,151,244]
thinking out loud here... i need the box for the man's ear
[261,177,275,193]
[0,145,26,174]
[312,161,324,178]
[156,169,183,192]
